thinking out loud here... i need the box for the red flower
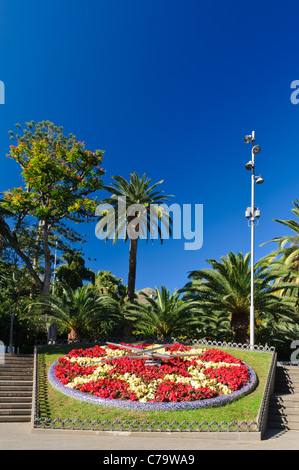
[54,344,250,403]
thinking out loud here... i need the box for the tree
[182,252,295,345]
[124,285,201,338]
[56,251,95,291]
[261,199,299,304]
[94,270,127,301]
[28,282,121,342]
[96,173,173,302]
[0,254,29,352]
[0,121,105,295]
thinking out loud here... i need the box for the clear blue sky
[0,0,298,292]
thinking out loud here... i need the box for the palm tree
[124,285,202,338]
[28,282,121,342]
[96,173,173,302]
[260,199,299,303]
[182,252,295,345]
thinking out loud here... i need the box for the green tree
[94,270,127,302]
[182,252,295,345]
[0,121,105,295]
[124,285,201,338]
[261,199,299,304]
[28,282,120,342]
[56,251,95,291]
[0,254,30,352]
[96,173,173,302]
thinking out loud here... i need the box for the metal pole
[250,136,255,349]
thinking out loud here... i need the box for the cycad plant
[182,252,295,345]
[96,173,173,302]
[124,285,201,338]
[28,282,121,342]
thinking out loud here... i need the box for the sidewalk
[0,423,298,450]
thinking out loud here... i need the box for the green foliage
[28,282,122,341]
[124,285,202,338]
[96,172,174,303]
[96,172,173,243]
[3,121,105,223]
[56,251,95,290]
[182,252,297,345]
[0,121,105,295]
[94,270,127,301]
[260,199,299,306]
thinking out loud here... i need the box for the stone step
[274,388,299,395]
[0,388,32,396]
[0,380,33,386]
[268,363,299,431]
[0,362,33,368]
[267,420,299,431]
[270,393,299,402]
[269,407,299,416]
[0,385,33,392]
[0,367,33,373]
[275,373,299,380]
[0,408,31,416]
[0,355,34,423]
[0,402,32,409]
[2,356,33,362]
[0,375,34,381]
[0,415,31,423]
[0,396,32,403]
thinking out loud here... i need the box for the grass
[36,343,273,427]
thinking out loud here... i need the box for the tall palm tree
[182,252,295,345]
[28,282,121,342]
[96,173,173,302]
[124,285,202,338]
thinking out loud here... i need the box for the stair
[0,354,34,422]
[267,364,299,431]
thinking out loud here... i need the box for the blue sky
[0,0,298,293]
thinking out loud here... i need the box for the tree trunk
[68,329,81,343]
[125,238,138,339]
[30,220,43,299]
[127,238,138,302]
[8,304,14,354]
[42,220,52,295]
[230,311,249,344]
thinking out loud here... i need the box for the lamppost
[244,131,264,349]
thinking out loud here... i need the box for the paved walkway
[0,423,298,450]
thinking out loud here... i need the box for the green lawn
[36,343,273,428]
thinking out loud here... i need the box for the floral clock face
[52,343,254,407]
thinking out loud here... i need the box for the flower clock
[48,343,257,411]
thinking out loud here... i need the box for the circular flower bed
[48,343,257,411]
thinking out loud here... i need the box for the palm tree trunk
[231,311,249,344]
[127,238,138,302]
[125,238,138,339]
[67,329,81,343]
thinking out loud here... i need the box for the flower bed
[48,343,257,411]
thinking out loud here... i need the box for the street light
[244,131,264,349]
